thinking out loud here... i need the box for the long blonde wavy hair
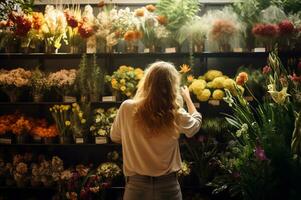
[133,61,183,138]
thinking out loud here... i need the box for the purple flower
[254,146,268,161]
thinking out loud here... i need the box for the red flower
[78,21,94,38]
[262,65,272,74]
[289,73,301,83]
[252,23,279,38]
[64,10,78,28]
[278,20,294,35]
[236,72,248,86]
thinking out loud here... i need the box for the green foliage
[77,54,104,102]
[156,0,200,33]
[281,0,301,14]
[0,0,34,20]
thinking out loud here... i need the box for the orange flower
[179,64,191,74]
[156,15,167,25]
[187,75,194,83]
[236,72,248,85]
[32,12,44,30]
[11,116,33,135]
[135,8,145,17]
[33,125,58,138]
[146,5,156,12]
[124,30,136,41]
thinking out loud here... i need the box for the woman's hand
[181,86,192,103]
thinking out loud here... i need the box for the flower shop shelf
[0,101,122,106]
[0,143,121,147]
[0,51,300,58]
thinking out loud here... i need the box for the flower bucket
[125,42,138,53]
[59,135,73,144]
[15,134,28,144]
[43,137,58,144]
[33,93,43,103]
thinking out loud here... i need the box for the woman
[110,61,202,200]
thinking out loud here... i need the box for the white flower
[268,86,290,105]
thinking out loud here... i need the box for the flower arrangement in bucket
[42,5,68,53]
[70,103,91,143]
[106,65,144,99]
[156,0,200,52]
[0,68,32,102]
[47,69,77,102]
[95,5,119,53]
[49,104,73,144]
[32,122,59,144]
[205,7,245,52]
[11,116,33,144]
[64,6,84,53]
[90,107,118,144]
[134,5,170,52]
[29,67,48,102]
[112,7,141,53]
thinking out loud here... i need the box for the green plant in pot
[77,54,104,102]
[156,0,200,52]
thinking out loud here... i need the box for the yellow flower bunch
[70,103,89,138]
[49,104,72,137]
[188,69,245,102]
[106,65,144,98]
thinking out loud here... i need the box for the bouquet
[177,160,191,177]
[106,65,144,98]
[134,5,170,51]
[13,162,29,187]
[49,105,72,142]
[90,107,118,137]
[29,67,48,102]
[0,114,20,136]
[32,124,58,138]
[42,5,68,53]
[96,6,119,51]
[96,162,121,180]
[64,6,84,53]
[78,5,96,39]
[47,69,77,98]
[0,68,32,102]
[11,116,33,136]
[205,7,245,52]
[112,7,141,52]
[0,19,18,52]
[70,103,88,138]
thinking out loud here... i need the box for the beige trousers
[123,172,182,200]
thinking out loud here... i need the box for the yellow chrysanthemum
[120,79,126,85]
[212,89,225,100]
[204,70,223,81]
[198,76,205,80]
[212,77,226,89]
[65,121,71,126]
[189,79,206,94]
[223,78,236,90]
[81,119,86,124]
[206,81,214,88]
[197,89,211,102]
[120,86,126,91]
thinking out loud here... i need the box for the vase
[43,137,57,144]
[59,135,73,144]
[45,44,58,54]
[15,134,28,144]
[86,35,97,53]
[63,95,76,103]
[70,45,79,54]
[4,89,19,102]
[125,42,138,53]
[194,43,204,53]
[219,43,231,52]
[33,93,43,102]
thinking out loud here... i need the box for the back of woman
[110,61,202,200]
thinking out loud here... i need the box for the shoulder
[119,99,136,111]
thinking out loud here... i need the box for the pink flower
[289,73,301,83]
[262,65,272,74]
[254,146,267,161]
[278,20,294,35]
